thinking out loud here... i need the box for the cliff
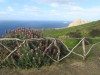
[68,19,90,27]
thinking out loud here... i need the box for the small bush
[66,32,81,38]
[90,29,100,37]
[0,28,68,69]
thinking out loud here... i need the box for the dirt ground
[0,56,100,75]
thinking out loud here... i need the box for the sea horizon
[0,20,71,35]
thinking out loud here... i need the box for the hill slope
[43,20,100,38]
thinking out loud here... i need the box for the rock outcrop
[68,19,90,27]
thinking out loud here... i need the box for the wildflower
[33,57,35,60]
[36,52,38,56]
[31,49,33,52]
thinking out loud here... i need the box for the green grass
[42,20,100,38]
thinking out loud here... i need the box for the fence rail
[0,37,100,64]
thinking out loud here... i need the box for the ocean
[0,21,70,35]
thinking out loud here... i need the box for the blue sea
[0,21,70,35]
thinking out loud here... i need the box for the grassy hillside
[1,20,100,75]
[42,20,100,38]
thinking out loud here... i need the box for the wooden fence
[0,37,100,63]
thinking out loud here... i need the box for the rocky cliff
[68,19,90,27]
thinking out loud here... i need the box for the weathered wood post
[82,38,86,60]
[56,40,60,62]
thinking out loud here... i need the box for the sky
[0,0,100,21]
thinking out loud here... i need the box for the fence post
[82,38,86,60]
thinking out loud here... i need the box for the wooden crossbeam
[0,37,100,63]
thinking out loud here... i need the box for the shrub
[0,28,67,69]
[4,28,42,39]
[66,31,81,38]
[90,29,100,37]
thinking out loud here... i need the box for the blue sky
[0,0,100,21]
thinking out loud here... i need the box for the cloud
[0,5,100,21]
[49,10,60,16]
[50,3,59,8]
[50,3,83,11]
[0,2,100,21]
[47,0,80,3]
[0,11,7,15]
[44,3,100,21]
[7,6,14,12]
[22,6,45,16]
[31,0,80,4]
[59,6,100,20]
[0,6,14,16]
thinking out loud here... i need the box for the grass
[42,20,100,38]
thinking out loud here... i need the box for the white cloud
[46,3,100,21]
[7,6,14,12]
[49,10,60,16]
[0,2,100,21]
[50,3,59,8]
[22,6,44,16]
[0,6,13,15]
[50,3,84,11]
[0,11,7,15]
[59,6,100,20]
[31,0,80,4]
